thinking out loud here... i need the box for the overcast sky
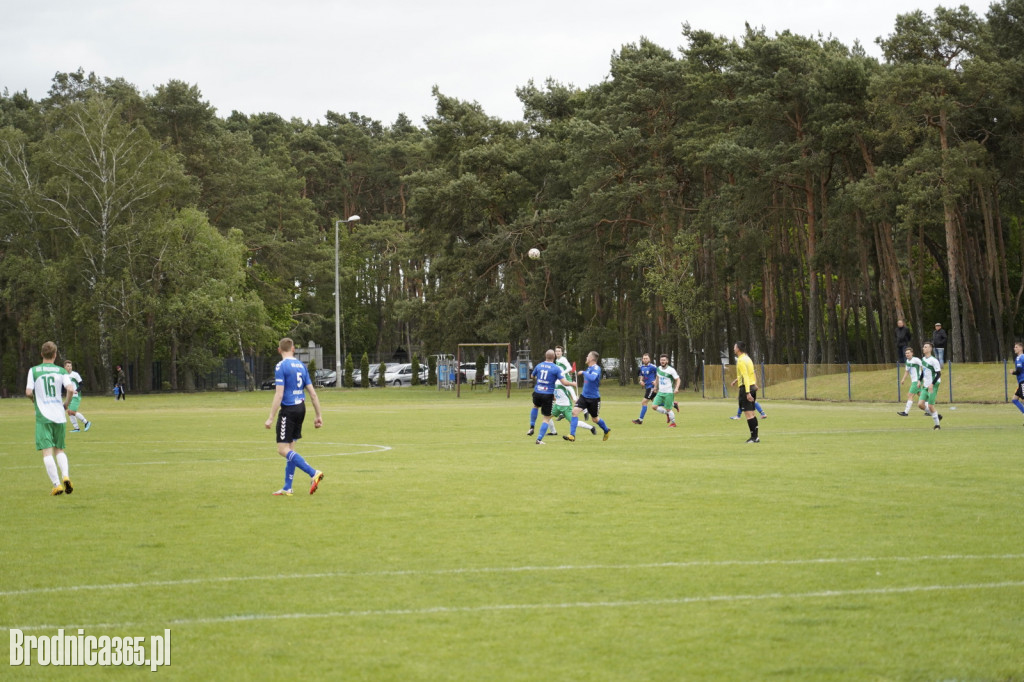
[2,0,996,125]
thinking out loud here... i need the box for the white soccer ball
[528,248,541,260]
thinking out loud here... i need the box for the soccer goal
[456,343,512,398]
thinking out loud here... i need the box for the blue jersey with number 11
[531,362,564,395]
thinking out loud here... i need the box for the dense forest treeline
[2,3,1023,392]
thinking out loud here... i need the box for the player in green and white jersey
[63,360,92,432]
[897,347,923,416]
[551,379,595,435]
[26,341,76,495]
[554,345,589,421]
[917,342,943,430]
[652,354,681,427]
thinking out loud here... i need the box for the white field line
[1,553,1020,599]
[0,443,391,470]
[5,581,1024,632]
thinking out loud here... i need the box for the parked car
[484,362,531,384]
[367,363,403,386]
[378,363,429,387]
[313,369,337,387]
[259,377,276,390]
[459,363,479,383]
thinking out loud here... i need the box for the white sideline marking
[6,581,1024,632]
[0,443,391,471]
[1,553,1020,598]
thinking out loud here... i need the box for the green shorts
[920,384,939,404]
[68,394,81,411]
[907,381,920,396]
[552,403,573,421]
[35,421,66,451]
[653,392,674,410]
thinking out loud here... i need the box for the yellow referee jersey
[736,353,757,391]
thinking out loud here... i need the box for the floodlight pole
[335,215,361,385]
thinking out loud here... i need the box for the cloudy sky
[2,0,996,125]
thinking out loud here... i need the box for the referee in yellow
[734,342,760,443]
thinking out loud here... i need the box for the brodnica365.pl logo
[10,628,171,671]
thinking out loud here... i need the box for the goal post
[456,343,512,398]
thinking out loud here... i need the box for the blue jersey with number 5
[531,361,564,395]
[275,358,311,406]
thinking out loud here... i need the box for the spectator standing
[114,365,127,400]
[895,319,912,363]
[932,323,947,365]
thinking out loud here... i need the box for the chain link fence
[702,361,1019,404]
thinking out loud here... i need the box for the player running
[26,342,76,495]
[528,349,575,445]
[563,351,611,442]
[1010,342,1023,424]
[554,345,588,421]
[897,347,924,416]
[552,375,595,437]
[63,360,92,432]
[651,354,681,427]
[632,353,658,424]
[917,342,943,430]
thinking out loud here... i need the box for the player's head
[1014,342,1022,355]
[904,347,914,358]
[545,349,555,361]
[641,353,650,364]
[587,351,599,366]
[922,342,933,356]
[897,319,905,327]
[733,341,746,357]
[41,341,57,361]
[64,360,73,370]
[278,337,295,354]
[659,354,669,366]
[555,345,564,358]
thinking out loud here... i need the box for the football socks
[43,454,60,487]
[286,450,315,477]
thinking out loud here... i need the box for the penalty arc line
[5,581,1024,632]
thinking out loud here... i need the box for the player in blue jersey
[631,353,658,424]
[563,351,611,442]
[528,349,574,445]
[264,338,325,496]
[1012,342,1024,424]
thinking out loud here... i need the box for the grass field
[2,386,1023,680]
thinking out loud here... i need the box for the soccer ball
[528,248,541,260]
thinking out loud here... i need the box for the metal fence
[702,360,1020,404]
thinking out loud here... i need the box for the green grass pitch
[1,387,1022,680]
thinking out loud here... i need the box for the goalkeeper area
[1,388,1021,679]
